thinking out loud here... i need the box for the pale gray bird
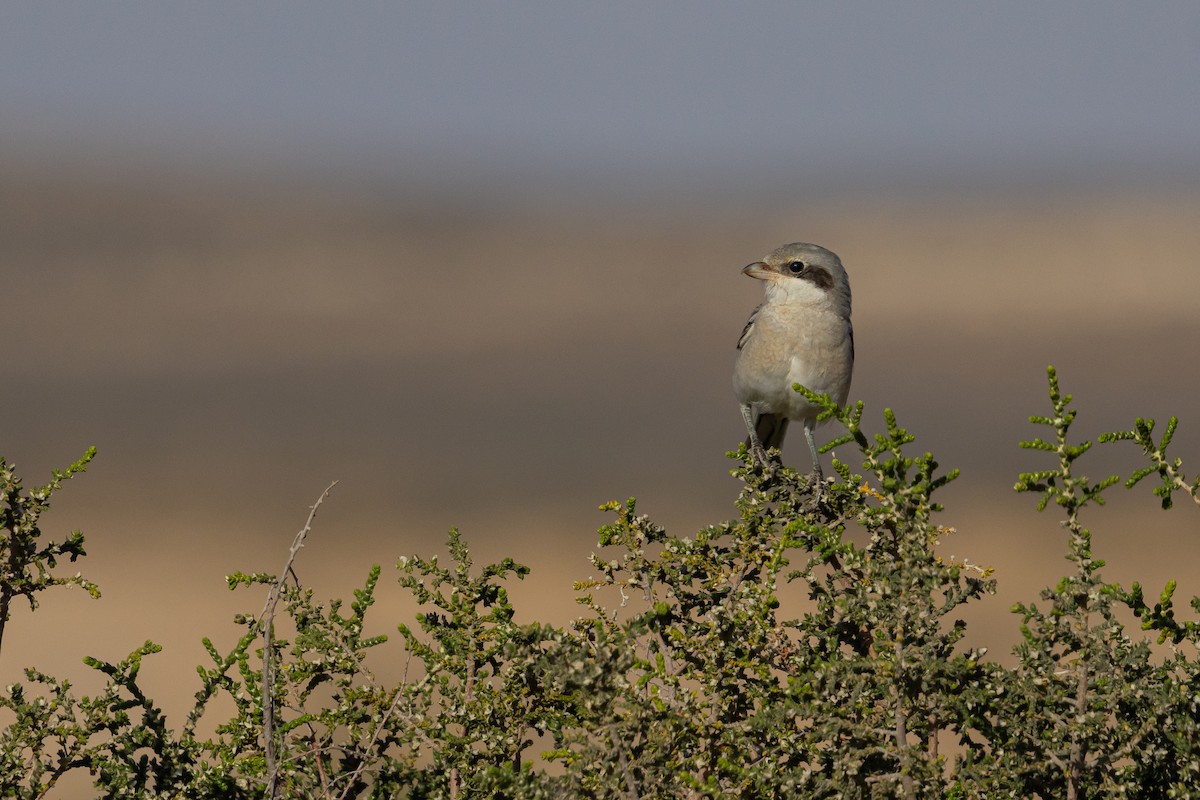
[733,242,854,474]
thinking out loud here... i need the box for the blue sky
[3,3,1199,193]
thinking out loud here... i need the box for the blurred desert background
[2,5,1199,793]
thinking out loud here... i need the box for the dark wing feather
[736,303,762,350]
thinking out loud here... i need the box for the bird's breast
[732,301,853,418]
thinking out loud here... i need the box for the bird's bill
[742,261,773,280]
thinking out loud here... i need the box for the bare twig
[262,481,338,800]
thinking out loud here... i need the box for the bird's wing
[736,303,763,351]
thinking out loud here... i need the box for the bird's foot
[803,466,826,506]
[750,444,773,470]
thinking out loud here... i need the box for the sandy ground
[2,160,1198,794]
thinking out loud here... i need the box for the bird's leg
[740,404,771,467]
[803,423,825,497]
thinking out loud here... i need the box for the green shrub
[1,367,1197,798]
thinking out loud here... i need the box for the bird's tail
[748,412,789,452]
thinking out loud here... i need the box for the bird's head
[743,242,851,315]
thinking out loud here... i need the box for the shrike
[733,242,854,474]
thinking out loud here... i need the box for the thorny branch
[260,480,338,800]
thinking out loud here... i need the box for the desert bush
[1,367,1197,798]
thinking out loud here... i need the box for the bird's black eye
[787,260,805,275]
